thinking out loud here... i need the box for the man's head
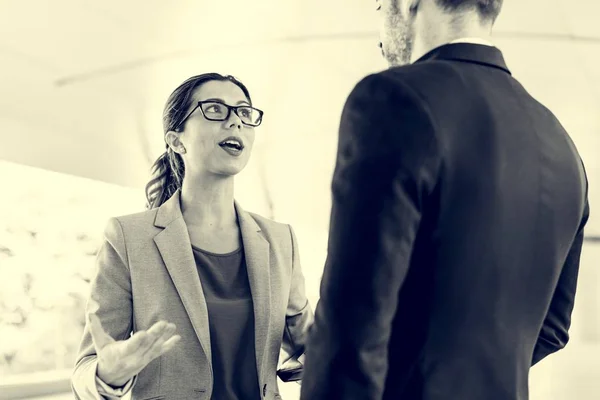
[377,0,504,66]
[435,0,504,23]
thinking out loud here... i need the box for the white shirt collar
[449,37,495,47]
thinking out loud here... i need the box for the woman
[72,73,313,400]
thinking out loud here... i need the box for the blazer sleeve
[279,225,314,371]
[532,189,590,365]
[300,73,440,400]
[71,217,137,399]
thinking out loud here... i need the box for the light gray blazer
[72,190,313,400]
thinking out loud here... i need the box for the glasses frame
[174,100,264,131]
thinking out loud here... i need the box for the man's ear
[397,0,420,16]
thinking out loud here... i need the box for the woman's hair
[144,73,252,209]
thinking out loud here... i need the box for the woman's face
[171,80,257,178]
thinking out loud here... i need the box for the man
[300,0,590,399]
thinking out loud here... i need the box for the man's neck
[410,23,493,63]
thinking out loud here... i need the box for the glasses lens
[237,106,262,126]
[201,102,229,120]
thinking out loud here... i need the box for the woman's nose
[227,111,243,129]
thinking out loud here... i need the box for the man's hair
[435,0,504,23]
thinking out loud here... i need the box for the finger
[142,324,176,358]
[159,334,181,354]
[145,320,171,340]
[141,323,177,360]
[158,323,176,341]
[123,330,153,355]
[88,298,100,314]
[146,334,180,365]
[88,312,115,351]
[125,321,174,362]
[128,335,182,379]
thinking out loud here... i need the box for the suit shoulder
[346,69,439,135]
[112,208,158,225]
[105,208,159,238]
[352,69,413,94]
[387,59,462,77]
[382,61,466,91]
[350,68,438,111]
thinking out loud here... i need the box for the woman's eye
[206,105,223,113]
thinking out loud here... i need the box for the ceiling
[0,0,598,236]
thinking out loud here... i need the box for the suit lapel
[153,191,212,364]
[236,202,272,382]
[152,193,272,382]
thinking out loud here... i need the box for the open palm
[89,308,181,387]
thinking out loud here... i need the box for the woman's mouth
[218,137,244,157]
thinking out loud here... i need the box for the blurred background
[0,0,598,399]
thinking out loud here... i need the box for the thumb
[88,312,115,351]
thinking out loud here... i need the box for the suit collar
[153,193,213,368]
[152,189,272,383]
[234,200,262,233]
[449,37,495,46]
[414,43,511,75]
[236,201,272,381]
[153,189,183,228]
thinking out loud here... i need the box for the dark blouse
[192,245,261,400]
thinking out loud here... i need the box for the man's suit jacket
[72,190,313,400]
[300,43,590,400]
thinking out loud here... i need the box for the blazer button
[263,383,267,397]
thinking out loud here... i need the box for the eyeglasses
[175,101,264,131]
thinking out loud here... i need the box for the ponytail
[145,147,185,209]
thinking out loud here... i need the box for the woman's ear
[165,131,187,154]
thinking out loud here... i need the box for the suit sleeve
[300,73,440,399]
[279,225,314,375]
[532,192,590,365]
[71,218,137,399]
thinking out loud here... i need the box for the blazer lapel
[153,191,212,364]
[236,202,272,383]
